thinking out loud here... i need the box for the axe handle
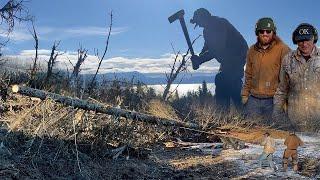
[179,18,195,56]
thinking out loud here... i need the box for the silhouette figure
[190,8,248,111]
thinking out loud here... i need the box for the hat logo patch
[299,28,310,35]
[267,23,270,27]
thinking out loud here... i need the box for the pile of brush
[0,93,176,178]
[300,156,320,178]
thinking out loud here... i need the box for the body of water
[149,83,215,96]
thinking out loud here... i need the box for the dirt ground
[0,144,244,179]
[1,126,318,179]
[0,95,319,179]
[0,128,242,179]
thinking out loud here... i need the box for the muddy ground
[0,128,243,179]
[1,127,319,179]
[0,95,319,179]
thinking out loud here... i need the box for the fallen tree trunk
[164,140,219,149]
[10,85,247,150]
[10,85,198,128]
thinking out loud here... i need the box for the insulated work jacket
[242,37,290,98]
[274,47,320,126]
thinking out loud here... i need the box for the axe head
[168,9,185,23]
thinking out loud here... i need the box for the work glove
[241,95,248,105]
[190,55,200,70]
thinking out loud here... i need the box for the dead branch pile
[2,94,173,148]
[191,103,253,130]
[300,156,320,177]
[0,94,179,178]
[11,85,198,128]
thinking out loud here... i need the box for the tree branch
[88,11,113,93]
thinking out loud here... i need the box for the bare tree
[0,0,31,48]
[162,35,201,101]
[71,46,87,81]
[29,21,38,82]
[45,41,62,81]
[87,11,113,93]
[69,45,88,90]
[162,50,188,101]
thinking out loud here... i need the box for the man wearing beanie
[241,17,290,123]
[274,23,320,130]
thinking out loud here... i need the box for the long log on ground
[10,85,247,150]
[164,140,219,149]
[10,85,198,128]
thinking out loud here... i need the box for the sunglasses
[258,30,272,34]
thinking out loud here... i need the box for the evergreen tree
[199,80,213,104]
[173,90,179,100]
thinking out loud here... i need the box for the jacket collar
[293,46,320,61]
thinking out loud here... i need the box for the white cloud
[64,27,128,37]
[20,49,52,56]
[3,50,220,75]
[1,25,128,42]
[0,27,33,41]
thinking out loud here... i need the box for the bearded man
[241,17,290,123]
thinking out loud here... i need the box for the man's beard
[259,36,273,46]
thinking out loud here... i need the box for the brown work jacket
[242,37,290,98]
[284,134,303,150]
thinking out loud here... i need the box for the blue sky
[2,0,320,74]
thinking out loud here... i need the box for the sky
[1,0,320,75]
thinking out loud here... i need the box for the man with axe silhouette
[169,8,248,111]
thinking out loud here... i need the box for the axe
[168,10,195,56]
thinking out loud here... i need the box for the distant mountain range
[1,64,215,85]
[1,58,215,85]
[85,71,215,85]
